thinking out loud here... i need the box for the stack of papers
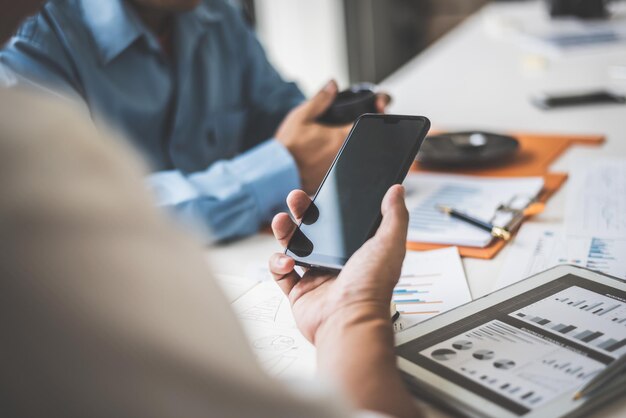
[496,159,626,290]
[564,159,626,279]
[404,173,544,248]
[495,223,567,289]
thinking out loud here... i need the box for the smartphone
[285,114,430,271]
[531,90,626,109]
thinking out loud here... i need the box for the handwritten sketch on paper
[230,281,317,379]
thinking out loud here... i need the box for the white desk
[382,0,626,299]
[207,1,626,416]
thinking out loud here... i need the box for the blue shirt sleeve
[147,139,300,243]
[155,6,305,242]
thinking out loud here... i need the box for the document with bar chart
[420,319,606,410]
[565,159,626,240]
[495,222,626,291]
[397,272,626,416]
[512,286,626,357]
[393,247,472,332]
[562,158,626,279]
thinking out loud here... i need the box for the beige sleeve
[0,89,357,418]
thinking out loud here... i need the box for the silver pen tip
[437,204,452,214]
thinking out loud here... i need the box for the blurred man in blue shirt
[1,0,373,241]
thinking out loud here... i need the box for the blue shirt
[0,0,305,241]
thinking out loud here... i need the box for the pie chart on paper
[473,349,495,360]
[431,348,457,361]
[494,359,516,370]
[452,340,473,350]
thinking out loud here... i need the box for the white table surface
[206,1,626,416]
[381,0,626,300]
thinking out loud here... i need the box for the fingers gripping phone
[286,114,430,271]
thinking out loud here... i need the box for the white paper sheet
[495,223,626,291]
[229,280,317,379]
[393,247,472,333]
[495,223,568,290]
[565,159,626,240]
[214,273,261,303]
[566,236,626,280]
[403,173,544,248]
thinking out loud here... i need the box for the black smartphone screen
[286,114,430,270]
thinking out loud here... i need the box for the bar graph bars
[393,276,443,315]
[511,286,626,357]
[586,238,617,272]
[582,237,626,280]
[554,294,622,317]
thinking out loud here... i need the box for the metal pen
[574,354,626,400]
[437,204,511,241]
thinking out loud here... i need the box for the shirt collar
[80,0,223,65]
[81,0,156,65]
[191,3,223,24]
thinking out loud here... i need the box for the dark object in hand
[317,83,379,126]
[532,90,626,109]
[417,131,519,168]
[547,0,609,19]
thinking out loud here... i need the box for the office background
[0,0,510,95]
[255,0,493,94]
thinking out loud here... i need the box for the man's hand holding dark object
[275,81,351,194]
[275,80,391,195]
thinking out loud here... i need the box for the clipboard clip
[491,194,546,234]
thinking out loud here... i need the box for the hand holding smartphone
[286,114,430,271]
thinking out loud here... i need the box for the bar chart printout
[512,286,626,358]
[420,319,606,411]
[392,247,471,332]
[583,237,626,279]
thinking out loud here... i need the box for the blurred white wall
[254,0,350,96]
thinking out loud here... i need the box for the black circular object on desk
[317,83,380,125]
[416,131,520,168]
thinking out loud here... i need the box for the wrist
[314,301,393,347]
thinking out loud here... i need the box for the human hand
[269,185,408,344]
[276,80,391,195]
[275,80,351,194]
[375,91,392,113]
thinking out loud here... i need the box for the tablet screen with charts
[395,265,626,418]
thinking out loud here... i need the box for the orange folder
[407,132,604,259]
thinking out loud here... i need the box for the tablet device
[396,265,626,418]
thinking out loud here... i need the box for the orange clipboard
[406,132,604,259]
